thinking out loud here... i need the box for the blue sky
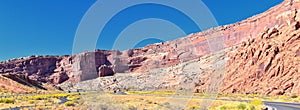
[0,0,283,61]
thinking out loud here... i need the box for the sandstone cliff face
[0,50,118,84]
[1,0,299,96]
[220,0,300,95]
[222,20,300,96]
[64,0,299,96]
[195,0,300,95]
[70,50,112,82]
[82,0,298,74]
[0,56,62,83]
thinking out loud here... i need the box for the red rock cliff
[1,0,299,87]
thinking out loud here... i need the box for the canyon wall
[1,0,299,91]
[195,0,300,95]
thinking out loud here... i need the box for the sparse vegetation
[210,100,263,110]
[126,90,175,96]
[0,92,82,110]
[64,101,75,106]
[67,95,79,101]
[0,98,15,103]
[0,90,298,109]
[237,103,246,109]
[188,105,200,110]
[250,99,263,106]
[27,93,72,100]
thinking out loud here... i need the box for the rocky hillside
[222,17,300,95]
[0,56,67,84]
[223,0,300,95]
[0,73,51,94]
[64,0,300,96]
[0,0,299,96]
[196,0,300,95]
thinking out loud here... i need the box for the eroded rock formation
[0,0,299,96]
[98,65,114,77]
[221,20,300,95]
[195,0,300,95]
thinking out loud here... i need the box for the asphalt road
[264,101,300,110]
[218,98,300,110]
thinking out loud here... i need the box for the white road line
[265,105,277,110]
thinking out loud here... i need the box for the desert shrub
[188,105,199,110]
[128,105,137,110]
[220,105,227,110]
[250,99,263,106]
[51,93,69,98]
[291,94,298,98]
[67,95,79,101]
[278,95,287,99]
[126,91,174,96]
[28,100,36,104]
[0,98,15,103]
[237,103,246,110]
[64,101,75,106]
[28,93,73,100]
[219,104,236,110]
[29,95,48,100]
[249,105,255,110]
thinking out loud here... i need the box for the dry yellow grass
[0,91,297,110]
